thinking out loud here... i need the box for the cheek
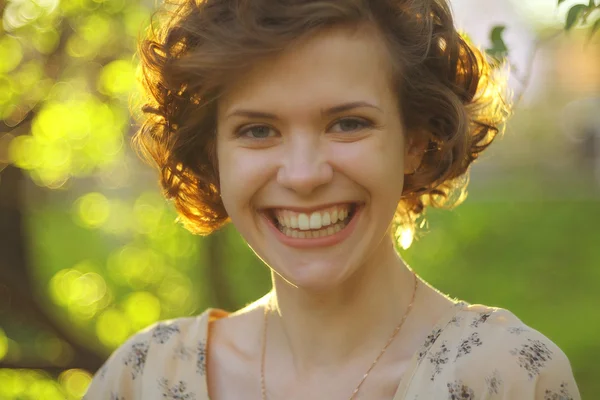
[216,144,242,214]
[331,136,405,195]
[216,146,274,214]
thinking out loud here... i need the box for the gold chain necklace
[260,273,418,400]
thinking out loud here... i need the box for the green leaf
[485,44,508,64]
[558,0,567,5]
[588,0,596,7]
[486,25,508,62]
[490,25,506,43]
[565,4,588,30]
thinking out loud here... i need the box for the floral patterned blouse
[83,302,581,399]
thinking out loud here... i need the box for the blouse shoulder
[407,304,581,399]
[84,310,211,400]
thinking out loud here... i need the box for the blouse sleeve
[454,307,581,400]
[406,305,582,400]
[83,327,155,400]
[83,315,207,400]
[531,340,581,400]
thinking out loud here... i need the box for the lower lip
[262,206,363,249]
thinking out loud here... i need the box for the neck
[266,239,417,374]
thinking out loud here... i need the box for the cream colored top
[84,302,581,399]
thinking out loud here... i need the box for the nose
[276,136,333,196]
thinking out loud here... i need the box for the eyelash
[235,117,375,139]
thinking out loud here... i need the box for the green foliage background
[0,0,598,399]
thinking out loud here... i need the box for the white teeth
[298,213,310,230]
[277,215,352,239]
[309,213,322,229]
[274,204,354,230]
[322,212,331,226]
[331,209,339,224]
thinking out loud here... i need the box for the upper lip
[259,202,362,213]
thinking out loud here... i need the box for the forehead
[218,25,397,116]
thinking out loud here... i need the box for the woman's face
[216,26,420,290]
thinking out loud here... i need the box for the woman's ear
[404,132,429,174]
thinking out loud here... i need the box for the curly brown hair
[134,0,510,237]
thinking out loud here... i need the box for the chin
[271,257,357,292]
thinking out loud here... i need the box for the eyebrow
[225,101,382,121]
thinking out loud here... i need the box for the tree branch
[0,165,105,373]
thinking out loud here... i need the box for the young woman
[84,0,580,399]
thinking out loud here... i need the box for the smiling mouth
[265,203,359,239]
